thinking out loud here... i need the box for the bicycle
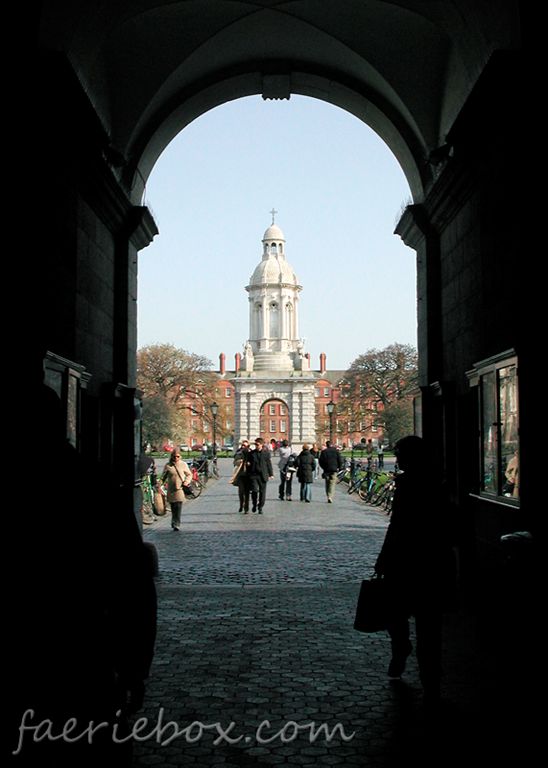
[347,458,373,495]
[209,456,220,479]
[191,457,209,485]
[358,470,390,503]
[181,463,204,498]
[336,461,351,484]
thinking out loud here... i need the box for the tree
[345,343,418,444]
[137,344,214,403]
[141,396,173,448]
[137,344,214,445]
[383,399,414,447]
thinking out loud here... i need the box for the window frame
[467,349,519,507]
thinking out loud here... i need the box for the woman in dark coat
[296,443,316,502]
[374,435,456,702]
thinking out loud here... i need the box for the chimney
[219,353,226,375]
[320,352,326,373]
[235,353,241,372]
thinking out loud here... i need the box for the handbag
[175,465,193,497]
[353,575,390,633]
[230,460,244,486]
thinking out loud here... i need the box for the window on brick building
[467,350,519,503]
[269,404,276,415]
[323,387,330,397]
[270,420,276,432]
[280,420,286,432]
[225,388,231,397]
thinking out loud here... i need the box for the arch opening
[127,71,430,205]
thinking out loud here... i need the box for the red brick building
[177,352,384,450]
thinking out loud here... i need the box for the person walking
[374,435,456,703]
[162,449,192,531]
[233,439,251,512]
[311,442,321,479]
[277,439,292,500]
[296,443,316,502]
[319,440,344,503]
[377,441,384,469]
[247,437,274,514]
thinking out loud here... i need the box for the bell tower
[233,215,318,447]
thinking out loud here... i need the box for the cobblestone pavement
[136,459,481,767]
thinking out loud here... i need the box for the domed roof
[250,255,297,286]
[262,224,285,242]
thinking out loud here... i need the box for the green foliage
[383,399,414,447]
[141,396,173,447]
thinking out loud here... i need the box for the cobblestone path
[136,459,479,767]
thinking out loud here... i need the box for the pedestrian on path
[277,439,292,500]
[247,437,274,513]
[232,439,251,512]
[377,441,384,469]
[296,443,316,502]
[374,435,456,703]
[319,440,344,503]
[162,449,192,531]
[311,442,321,479]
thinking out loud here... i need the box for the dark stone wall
[76,197,116,394]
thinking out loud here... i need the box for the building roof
[249,255,298,286]
[262,224,285,242]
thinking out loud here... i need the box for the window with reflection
[468,351,519,502]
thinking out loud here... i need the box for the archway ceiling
[40,1,519,200]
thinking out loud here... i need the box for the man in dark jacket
[247,437,274,513]
[319,440,345,503]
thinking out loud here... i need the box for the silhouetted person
[9,383,157,767]
[374,435,455,703]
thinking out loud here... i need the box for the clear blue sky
[137,95,416,372]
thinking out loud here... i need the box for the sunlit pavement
[137,458,481,767]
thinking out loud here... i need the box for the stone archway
[34,2,528,630]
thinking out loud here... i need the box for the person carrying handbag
[161,449,192,531]
[232,440,251,512]
[374,435,456,703]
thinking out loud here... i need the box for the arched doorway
[30,6,529,765]
[259,398,290,447]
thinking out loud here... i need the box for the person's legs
[304,482,312,501]
[414,611,443,699]
[243,479,250,512]
[326,473,336,502]
[250,477,261,511]
[286,475,293,500]
[257,479,267,512]
[385,613,412,677]
[171,501,182,530]
[279,472,286,500]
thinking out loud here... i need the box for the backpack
[286,454,298,470]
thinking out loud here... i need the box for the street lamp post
[326,400,335,444]
[210,402,219,458]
